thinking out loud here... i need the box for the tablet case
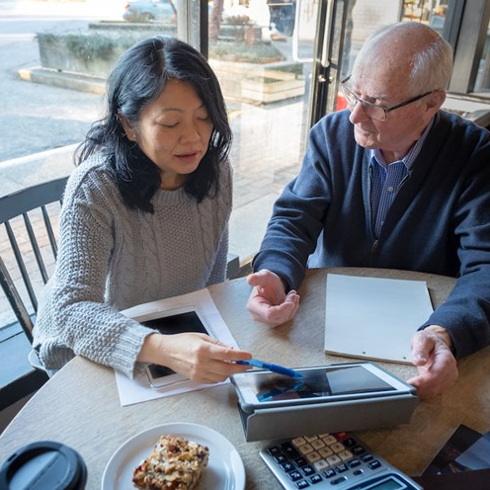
[236,391,419,442]
[324,274,434,364]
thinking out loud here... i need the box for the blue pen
[236,359,304,379]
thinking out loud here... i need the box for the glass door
[204,0,318,264]
[207,0,403,264]
[306,0,404,125]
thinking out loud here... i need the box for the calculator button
[280,462,296,472]
[322,468,336,479]
[302,465,316,476]
[268,446,282,456]
[281,442,300,459]
[305,435,319,443]
[352,445,367,456]
[296,481,310,489]
[335,432,349,441]
[274,454,288,464]
[362,454,374,463]
[353,469,364,476]
[313,460,330,472]
[335,463,348,473]
[288,470,303,482]
[311,439,326,450]
[319,447,334,458]
[309,474,323,484]
[306,451,321,463]
[293,437,307,447]
[298,444,314,455]
[326,455,342,466]
[321,435,337,445]
[295,457,308,467]
[338,449,353,461]
[368,460,382,470]
[342,438,357,448]
[348,458,361,468]
[330,442,345,453]
[331,476,348,486]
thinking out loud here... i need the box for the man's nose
[349,100,369,124]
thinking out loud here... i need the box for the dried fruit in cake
[132,434,210,490]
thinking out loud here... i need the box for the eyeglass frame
[340,75,434,121]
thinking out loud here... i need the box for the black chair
[0,176,68,411]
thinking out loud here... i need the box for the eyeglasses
[340,75,434,122]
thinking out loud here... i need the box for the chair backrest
[0,176,69,343]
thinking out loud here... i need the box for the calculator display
[252,365,395,402]
[365,478,405,489]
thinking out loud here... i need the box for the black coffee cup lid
[0,441,87,490]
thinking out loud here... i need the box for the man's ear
[426,90,446,114]
[119,114,137,142]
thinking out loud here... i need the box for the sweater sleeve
[34,165,154,378]
[419,124,490,358]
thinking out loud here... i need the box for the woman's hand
[138,332,252,384]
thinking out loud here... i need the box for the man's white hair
[355,22,453,95]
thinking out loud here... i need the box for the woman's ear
[119,114,137,142]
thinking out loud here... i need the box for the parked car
[267,0,296,37]
[123,0,177,23]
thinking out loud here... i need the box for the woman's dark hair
[75,36,232,213]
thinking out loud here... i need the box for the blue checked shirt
[370,120,434,238]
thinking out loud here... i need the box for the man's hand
[246,269,300,327]
[407,325,458,399]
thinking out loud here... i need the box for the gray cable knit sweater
[33,153,232,378]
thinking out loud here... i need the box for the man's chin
[354,132,378,150]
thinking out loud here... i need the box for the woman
[33,36,252,382]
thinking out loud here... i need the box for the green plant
[224,14,253,26]
[36,31,160,62]
[209,40,285,63]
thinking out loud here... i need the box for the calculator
[260,432,422,490]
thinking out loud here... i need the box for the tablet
[231,362,415,412]
[136,306,214,389]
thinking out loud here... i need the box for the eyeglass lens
[341,83,386,121]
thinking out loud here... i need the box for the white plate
[101,422,246,490]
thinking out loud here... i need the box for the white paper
[324,274,434,364]
[115,288,239,406]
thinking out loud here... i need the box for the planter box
[36,30,163,78]
[36,30,305,104]
[38,41,120,79]
[210,59,305,104]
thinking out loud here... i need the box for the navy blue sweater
[254,110,490,358]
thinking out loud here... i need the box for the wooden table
[1,267,489,490]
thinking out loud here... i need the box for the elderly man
[246,22,490,399]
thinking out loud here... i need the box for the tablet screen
[142,311,209,335]
[253,365,395,403]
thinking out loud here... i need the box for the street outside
[0,0,127,165]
